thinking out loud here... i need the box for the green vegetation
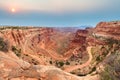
[11,46,21,57]
[106,38,120,47]
[88,67,96,74]
[100,66,113,80]
[100,46,120,80]
[56,61,64,67]
[58,61,64,67]
[0,26,29,30]
[0,37,9,52]
[65,61,70,65]
[90,39,120,80]
[96,56,103,62]
[49,61,53,64]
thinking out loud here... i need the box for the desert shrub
[11,46,21,57]
[0,26,28,30]
[96,56,101,62]
[56,61,64,67]
[58,61,64,67]
[49,61,52,64]
[0,37,9,52]
[100,66,113,80]
[66,61,70,65]
[106,38,120,48]
[100,50,120,80]
[99,38,120,80]
[91,67,96,72]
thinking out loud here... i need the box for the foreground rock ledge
[0,51,99,80]
[0,65,99,80]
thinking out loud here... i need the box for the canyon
[0,21,120,80]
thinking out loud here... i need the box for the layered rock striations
[94,21,120,40]
[0,21,120,80]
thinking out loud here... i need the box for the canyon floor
[0,21,120,80]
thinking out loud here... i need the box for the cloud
[0,0,119,13]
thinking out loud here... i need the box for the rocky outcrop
[0,28,54,48]
[94,21,120,40]
[1,21,120,80]
[86,36,107,46]
[0,51,99,80]
[71,29,88,46]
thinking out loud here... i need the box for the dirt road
[63,46,92,72]
[23,32,93,72]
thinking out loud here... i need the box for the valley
[0,21,120,80]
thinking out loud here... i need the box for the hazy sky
[0,0,120,27]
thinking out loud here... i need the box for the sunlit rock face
[2,21,120,80]
[94,21,120,40]
[0,46,99,80]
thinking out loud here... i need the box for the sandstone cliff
[0,21,120,80]
[94,21,120,40]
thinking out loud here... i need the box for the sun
[11,8,16,12]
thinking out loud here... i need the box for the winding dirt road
[23,32,93,72]
[63,46,92,72]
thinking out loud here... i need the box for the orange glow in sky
[11,8,16,12]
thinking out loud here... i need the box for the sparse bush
[58,61,64,67]
[96,56,100,61]
[56,61,64,67]
[0,37,9,52]
[0,26,28,30]
[100,50,120,80]
[11,46,21,57]
[49,61,52,64]
[100,67,113,80]
[88,67,96,74]
[66,61,70,65]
